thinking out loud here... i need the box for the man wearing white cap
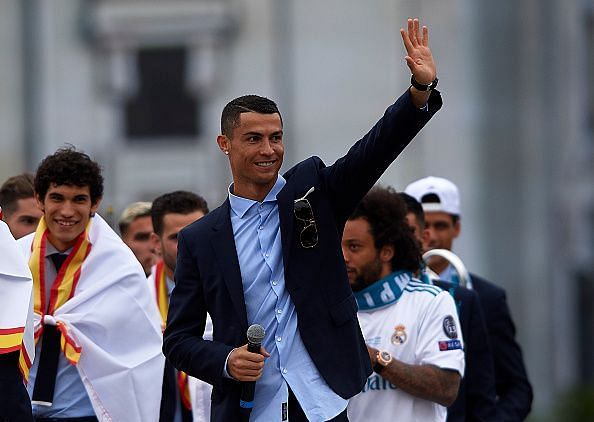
[405,176,533,421]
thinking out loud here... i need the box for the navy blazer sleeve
[163,230,234,391]
[321,89,442,224]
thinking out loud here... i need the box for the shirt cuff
[223,348,236,379]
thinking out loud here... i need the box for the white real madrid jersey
[347,281,465,422]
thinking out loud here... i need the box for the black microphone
[239,324,265,418]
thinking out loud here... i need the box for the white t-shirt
[348,281,465,422]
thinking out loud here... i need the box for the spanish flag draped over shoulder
[18,214,165,422]
[28,216,92,365]
[0,221,35,381]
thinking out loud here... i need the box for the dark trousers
[288,388,348,422]
[0,351,34,422]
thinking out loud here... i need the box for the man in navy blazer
[400,192,498,421]
[405,177,533,421]
[164,19,442,421]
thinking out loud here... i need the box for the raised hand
[400,18,437,86]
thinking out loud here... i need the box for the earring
[224,151,229,155]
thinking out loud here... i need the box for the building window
[125,47,198,139]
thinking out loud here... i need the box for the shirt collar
[45,241,73,257]
[228,175,286,218]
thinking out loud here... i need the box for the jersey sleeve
[417,291,465,376]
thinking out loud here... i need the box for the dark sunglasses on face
[294,187,318,248]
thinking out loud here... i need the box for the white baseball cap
[404,176,461,216]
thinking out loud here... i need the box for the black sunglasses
[294,187,318,248]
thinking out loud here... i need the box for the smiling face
[3,197,43,239]
[37,184,100,252]
[217,112,284,201]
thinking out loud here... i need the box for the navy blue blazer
[433,280,498,422]
[471,274,533,421]
[163,89,442,421]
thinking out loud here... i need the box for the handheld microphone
[239,324,265,418]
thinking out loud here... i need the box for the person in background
[18,147,164,421]
[0,219,35,421]
[149,191,210,422]
[0,173,43,239]
[405,176,533,421]
[119,201,158,275]
[400,191,498,422]
[343,186,464,422]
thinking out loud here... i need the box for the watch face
[379,350,392,365]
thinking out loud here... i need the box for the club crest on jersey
[391,324,407,345]
[442,315,458,339]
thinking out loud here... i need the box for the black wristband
[410,74,438,91]
[373,361,386,374]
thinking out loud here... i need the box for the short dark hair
[349,186,421,272]
[399,192,425,228]
[221,95,282,137]
[151,191,209,236]
[420,193,460,225]
[35,147,104,204]
[0,173,35,216]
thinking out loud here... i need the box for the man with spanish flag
[149,191,212,422]
[0,217,35,421]
[17,147,165,422]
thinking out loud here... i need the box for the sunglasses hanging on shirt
[294,187,318,248]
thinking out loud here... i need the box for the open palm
[400,18,437,85]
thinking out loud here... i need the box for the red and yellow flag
[154,260,169,328]
[18,342,33,382]
[29,217,92,365]
[0,326,25,354]
[0,326,34,382]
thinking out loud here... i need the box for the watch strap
[373,360,386,374]
[410,74,438,91]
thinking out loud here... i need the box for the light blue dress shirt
[27,244,95,418]
[229,175,347,421]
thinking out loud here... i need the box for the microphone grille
[247,324,265,344]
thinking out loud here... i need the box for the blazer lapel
[211,200,248,331]
[277,184,295,268]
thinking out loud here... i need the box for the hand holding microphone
[227,324,269,382]
[230,325,267,419]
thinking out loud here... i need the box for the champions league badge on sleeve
[438,339,462,351]
[391,324,407,345]
[442,315,458,339]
